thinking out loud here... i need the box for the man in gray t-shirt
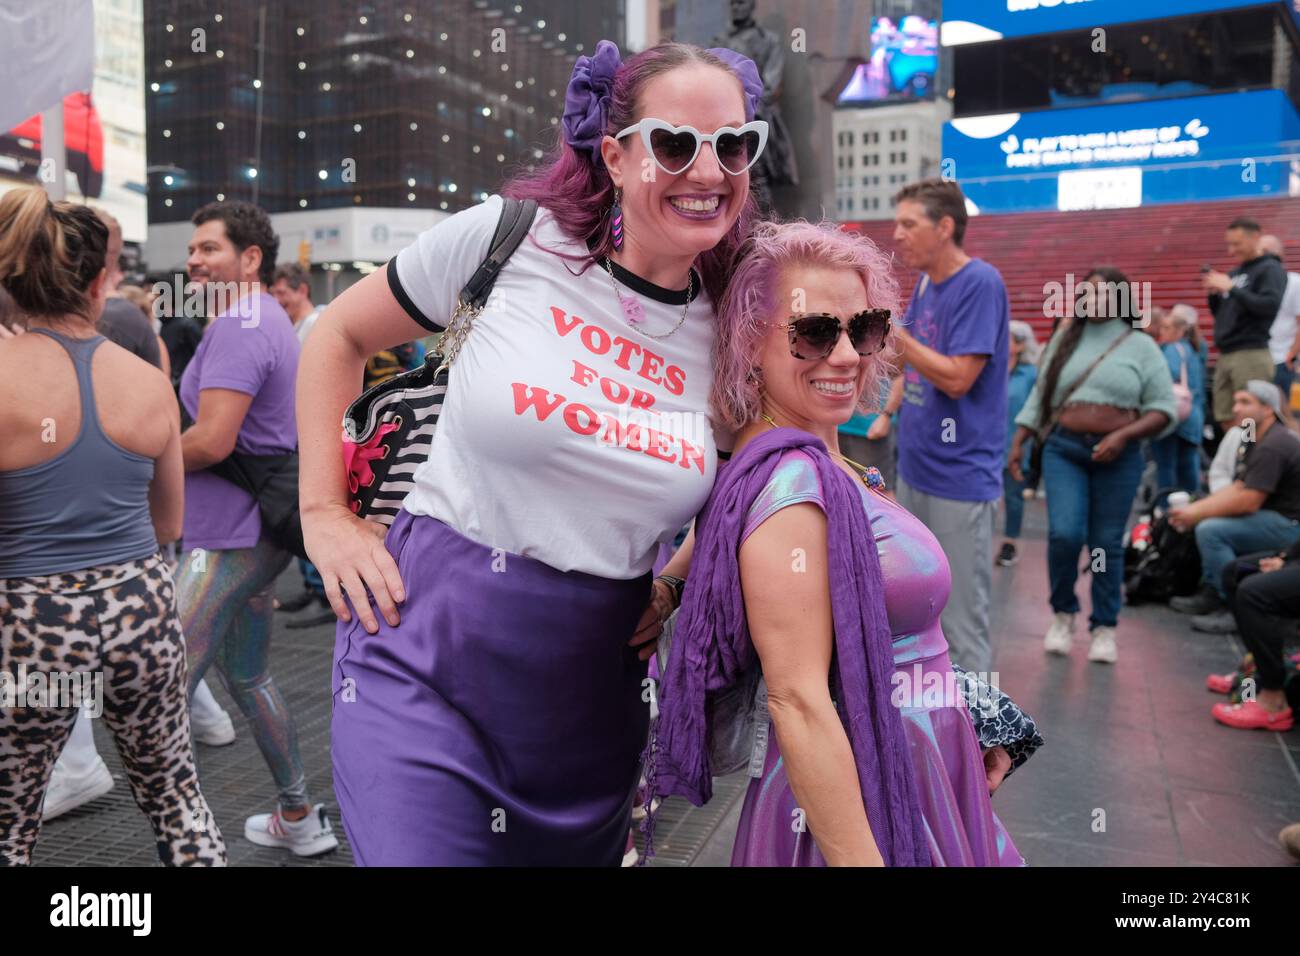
[98,296,161,367]
[90,208,164,369]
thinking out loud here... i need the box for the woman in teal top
[1009,267,1176,666]
[1152,310,1205,500]
[999,321,1039,566]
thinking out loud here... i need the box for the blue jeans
[1196,510,1300,598]
[1041,428,1144,629]
[1150,434,1200,501]
[1275,362,1295,398]
[299,558,325,596]
[1003,467,1026,539]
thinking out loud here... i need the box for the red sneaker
[1206,672,1235,694]
[1211,700,1294,732]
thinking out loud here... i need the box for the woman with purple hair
[295,40,769,865]
[650,220,1030,865]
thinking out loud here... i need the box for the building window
[847,197,854,211]
[900,129,907,142]
[901,150,907,164]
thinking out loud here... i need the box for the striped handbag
[341,197,537,524]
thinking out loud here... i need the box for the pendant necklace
[602,256,692,340]
[761,413,887,492]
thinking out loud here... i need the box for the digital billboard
[942,0,1282,45]
[836,16,939,106]
[0,0,146,243]
[942,89,1300,213]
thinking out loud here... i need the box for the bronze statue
[713,0,800,212]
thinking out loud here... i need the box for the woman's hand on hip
[629,578,674,662]
[302,505,405,634]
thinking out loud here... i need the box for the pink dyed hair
[712,220,901,431]
[502,42,757,306]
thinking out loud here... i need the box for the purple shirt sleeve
[740,450,826,544]
[194,316,273,397]
[942,268,1003,358]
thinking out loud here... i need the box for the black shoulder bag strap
[430,196,537,376]
[462,197,538,310]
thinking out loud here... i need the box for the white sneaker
[1087,626,1118,664]
[1043,612,1076,655]
[191,708,236,747]
[42,757,114,820]
[622,832,639,867]
[244,803,339,857]
[190,680,236,746]
[631,797,661,822]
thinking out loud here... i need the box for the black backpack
[1124,511,1202,606]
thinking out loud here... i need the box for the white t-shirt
[1209,425,1243,494]
[389,195,721,580]
[1268,271,1300,365]
[296,306,322,345]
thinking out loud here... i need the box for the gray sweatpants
[894,476,996,673]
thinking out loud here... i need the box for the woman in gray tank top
[0,187,226,866]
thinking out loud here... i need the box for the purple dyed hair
[712,220,902,432]
[502,42,757,306]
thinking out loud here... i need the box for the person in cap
[1169,380,1300,630]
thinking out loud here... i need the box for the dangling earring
[609,188,624,252]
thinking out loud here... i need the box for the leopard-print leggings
[0,553,227,866]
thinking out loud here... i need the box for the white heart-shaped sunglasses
[613,118,769,176]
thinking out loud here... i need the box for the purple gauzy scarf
[645,426,931,867]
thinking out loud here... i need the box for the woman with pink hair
[651,220,1030,866]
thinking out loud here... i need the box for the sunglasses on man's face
[614,118,769,176]
[778,310,892,360]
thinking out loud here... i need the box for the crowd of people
[0,37,1296,868]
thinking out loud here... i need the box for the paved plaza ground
[31,505,1300,867]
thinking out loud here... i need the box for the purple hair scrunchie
[707,48,764,122]
[562,39,623,162]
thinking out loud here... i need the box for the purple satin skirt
[731,652,1024,867]
[331,510,650,865]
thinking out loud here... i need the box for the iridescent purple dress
[730,449,1024,867]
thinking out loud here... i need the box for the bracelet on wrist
[654,574,685,609]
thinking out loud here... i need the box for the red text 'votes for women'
[510,306,706,474]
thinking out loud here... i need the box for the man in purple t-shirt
[174,201,339,857]
[891,180,1010,673]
